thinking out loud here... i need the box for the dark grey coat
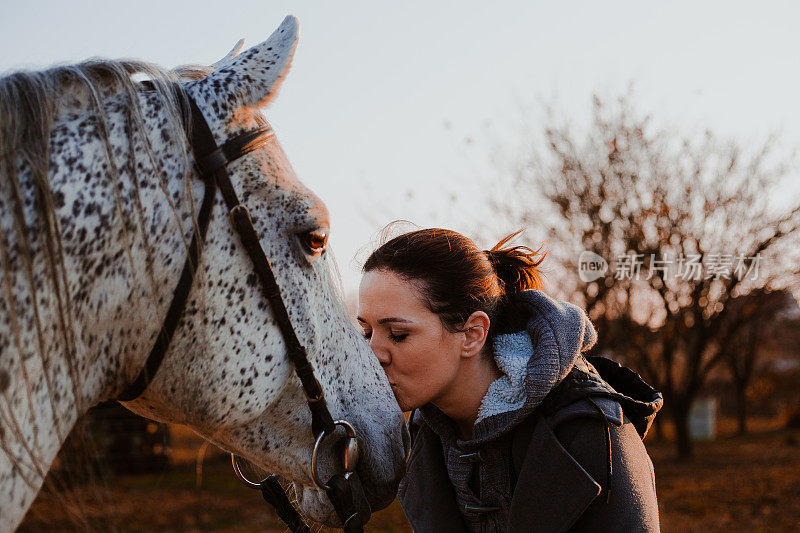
[399,365,662,532]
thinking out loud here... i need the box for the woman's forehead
[359,270,429,317]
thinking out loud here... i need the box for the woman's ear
[461,311,490,358]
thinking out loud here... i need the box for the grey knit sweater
[418,290,598,532]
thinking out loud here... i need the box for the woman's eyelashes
[361,329,408,343]
[388,331,409,343]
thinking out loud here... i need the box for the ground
[19,419,800,532]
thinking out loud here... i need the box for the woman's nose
[370,338,391,366]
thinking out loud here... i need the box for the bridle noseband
[118,83,370,532]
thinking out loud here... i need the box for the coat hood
[476,290,598,423]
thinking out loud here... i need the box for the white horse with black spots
[0,15,407,530]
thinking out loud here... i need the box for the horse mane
[0,58,211,180]
[0,59,211,515]
[0,57,209,368]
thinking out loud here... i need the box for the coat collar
[509,414,602,532]
[399,415,467,532]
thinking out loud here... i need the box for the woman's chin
[395,396,412,412]
[396,393,424,413]
[390,387,411,412]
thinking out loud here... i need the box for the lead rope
[260,475,311,533]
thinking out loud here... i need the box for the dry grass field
[19,418,800,532]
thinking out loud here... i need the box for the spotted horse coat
[0,15,407,530]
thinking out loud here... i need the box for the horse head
[0,15,407,529]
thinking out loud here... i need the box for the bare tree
[721,289,800,435]
[487,94,800,458]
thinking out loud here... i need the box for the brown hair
[362,227,547,340]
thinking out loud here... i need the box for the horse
[0,15,408,530]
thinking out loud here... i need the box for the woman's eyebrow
[377,317,412,325]
[356,316,413,325]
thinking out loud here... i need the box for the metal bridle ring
[311,419,358,491]
[230,453,266,490]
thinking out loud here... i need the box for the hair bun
[487,231,547,295]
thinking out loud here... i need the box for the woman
[358,228,663,533]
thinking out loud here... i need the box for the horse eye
[301,228,329,256]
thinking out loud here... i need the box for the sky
[2,0,799,294]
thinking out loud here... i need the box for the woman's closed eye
[361,329,408,343]
[388,331,408,343]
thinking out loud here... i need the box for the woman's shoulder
[509,398,660,532]
[510,396,624,472]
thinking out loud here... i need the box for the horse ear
[192,15,298,112]
[211,38,245,71]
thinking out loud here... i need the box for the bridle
[117,83,371,532]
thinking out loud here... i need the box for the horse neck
[0,93,195,529]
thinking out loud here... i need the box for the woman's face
[358,269,465,412]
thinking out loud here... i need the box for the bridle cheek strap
[116,167,216,402]
[118,92,336,438]
[184,95,337,439]
[118,83,367,532]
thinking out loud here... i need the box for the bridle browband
[118,83,370,532]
